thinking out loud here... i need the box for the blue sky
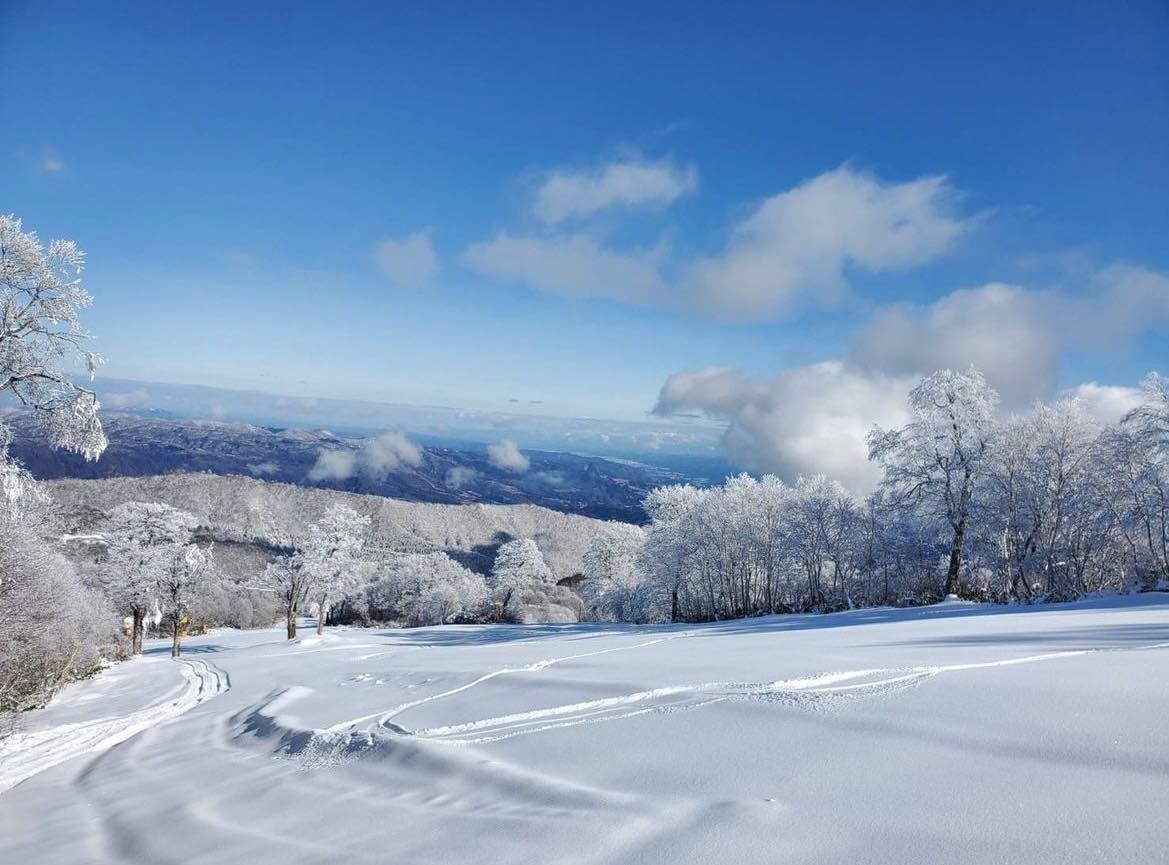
[2,1,1167,483]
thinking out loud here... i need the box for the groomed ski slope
[2,595,1167,864]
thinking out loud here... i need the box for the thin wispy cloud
[40,153,67,174]
[464,165,970,321]
[533,158,697,225]
[463,233,667,302]
[375,231,439,288]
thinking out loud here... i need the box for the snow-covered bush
[0,522,118,715]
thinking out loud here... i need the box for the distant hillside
[44,473,619,582]
[6,410,692,522]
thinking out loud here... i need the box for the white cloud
[445,466,478,489]
[654,362,913,494]
[104,389,149,409]
[358,431,423,478]
[246,461,280,476]
[208,404,227,420]
[307,432,423,482]
[464,166,968,321]
[462,233,665,302]
[533,159,697,225]
[307,449,355,482]
[852,282,1059,409]
[1075,264,1169,346]
[1062,383,1144,426]
[487,438,530,473]
[851,265,1169,409]
[375,231,438,287]
[681,167,967,319]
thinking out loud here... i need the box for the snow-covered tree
[1124,372,1169,452]
[0,215,106,519]
[367,552,488,625]
[157,542,216,658]
[868,368,999,597]
[581,523,652,622]
[489,538,553,619]
[1,521,117,712]
[788,474,858,609]
[258,554,314,639]
[100,502,198,654]
[640,483,708,621]
[302,503,370,634]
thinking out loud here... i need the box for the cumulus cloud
[1062,383,1145,426]
[464,166,968,320]
[851,265,1169,409]
[246,462,280,476]
[654,362,913,494]
[681,167,967,319]
[445,466,478,489]
[533,159,697,225]
[104,389,150,409]
[375,231,438,288]
[487,438,530,473]
[359,431,423,478]
[462,233,666,302]
[852,282,1060,408]
[308,432,423,482]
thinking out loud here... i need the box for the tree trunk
[286,604,298,640]
[171,619,182,658]
[131,607,145,655]
[670,588,679,623]
[944,523,965,597]
[316,595,327,635]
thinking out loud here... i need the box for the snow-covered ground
[3,596,1168,864]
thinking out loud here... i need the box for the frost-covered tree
[157,542,215,658]
[101,502,199,654]
[1,521,117,713]
[788,474,858,609]
[258,554,314,639]
[581,523,652,621]
[641,483,708,621]
[869,369,999,597]
[302,503,370,634]
[1124,372,1169,452]
[367,552,488,625]
[0,215,106,519]
[489,538,553,619]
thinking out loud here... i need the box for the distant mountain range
[5,411,725,522]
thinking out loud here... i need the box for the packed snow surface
[3,595,1168,864]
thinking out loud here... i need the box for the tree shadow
[875,622,1169,650]
[691,593,1169,641]
[143,643,230,656]
[367,622,640,648]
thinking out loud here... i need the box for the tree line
[581,370,1169,622]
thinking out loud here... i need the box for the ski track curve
[0,657,231,795]
[402,639,1169,745]
[325,632,696,735]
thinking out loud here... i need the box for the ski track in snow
[399,639,1169,745]
[325,632,696,735]
[0,657,231,795]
